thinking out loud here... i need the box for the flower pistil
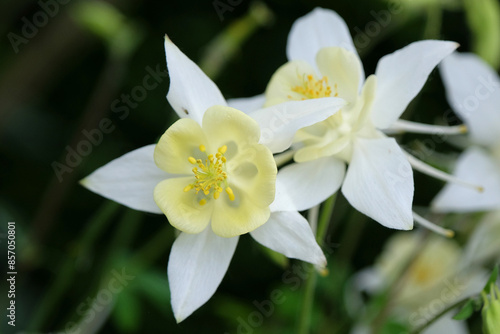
[184,144,235,204]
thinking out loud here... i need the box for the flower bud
[482,283,500,334]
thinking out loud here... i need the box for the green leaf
[453,299,475,320]
[135,270,171,315]
[112,290,141,332]
[483,266,499,294]
[464,0,500,69]
[381,319,410,334]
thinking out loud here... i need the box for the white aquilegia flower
[463,210,500,266]
[351,233,485,334]
[81,36,346,322]
[231,8,462,231]
[432,52,500,212]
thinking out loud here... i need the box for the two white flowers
[81,7,480,322]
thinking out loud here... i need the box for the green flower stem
[410,297,470,334]
[199,1,274,79]
[423,5,442,40]
[297,195,338,334]
[337,211,367,263]
[317,195,337,245]
[29,201,120,330]
[297,265,318,334]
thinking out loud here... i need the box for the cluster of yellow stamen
[291,74,337,100]
[184,144,235,205]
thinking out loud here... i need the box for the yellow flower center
[291,74,337,100]
[184,144,235,205]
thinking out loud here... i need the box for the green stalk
[410,297,470,334]
[317,195,337,245]
[423,5,442,40]
[297,267,318,334]
[297,195,338,334]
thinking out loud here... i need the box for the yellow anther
[199,199,207,206]
[226,187,235,201]
[319,267,329,277]
[218,145,227,154]
[291,74,333,100]
[184,146,232,202]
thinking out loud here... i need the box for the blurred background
[0,0,499,333]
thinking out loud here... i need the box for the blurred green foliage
[0,0,498,333]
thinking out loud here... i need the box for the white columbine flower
[432,52,500,212]
[351,232,485,334]
[231,8,462,231]
[81,36,346,322]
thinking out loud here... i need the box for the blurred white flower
[432,52,500,212]
[81,36,347,322]
[352,233,485,334]
[231,8,462,231]
[463,210,500,266]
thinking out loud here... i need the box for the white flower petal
[463,210,500,266]
[371,40,458,129]
[432,147,500,212]
[168,227,238,322]
[316,47,363,104]
[286,8,363,83]
[353,268,385,294]
[276,157,345,211]
[164,36,227,124]
[250,97,346,153]
[226,94,265,113]
[269,178,297,212]
[81,145,167,214]
[440,52,500,146]
[250,211,326,266]
[341,138,414,230]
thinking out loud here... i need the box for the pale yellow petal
[211,187,271,238]
[228,144,277,208]
[264,60,318,107]
[155,118,209,175]
[352,74,377,131]
[316,47,363,104]
[294,135,350,163]
[154,177,213,234]
[202,105,261,156]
